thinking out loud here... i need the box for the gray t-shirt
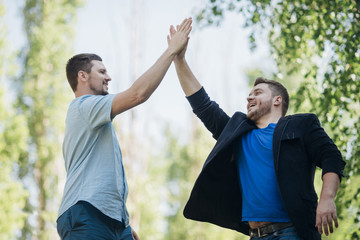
[58,94,129,225]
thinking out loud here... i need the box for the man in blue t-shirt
[172,33,345,239]
[57,18,192,240]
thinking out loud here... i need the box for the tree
[196,0,360,238]
[0,2,29,239]
[15,0,83,238]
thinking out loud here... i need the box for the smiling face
[246,83,275,122]
[87,60,111,95]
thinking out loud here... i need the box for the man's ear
[78,70,88,83]
[273,95,282,106]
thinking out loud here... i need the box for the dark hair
[66,53,102,92]
[254,77,289,116]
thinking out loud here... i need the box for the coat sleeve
[304,114,346,181]
[186,87,230,140]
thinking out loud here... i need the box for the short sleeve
[78,94,115,129]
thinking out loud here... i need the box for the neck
[255,114,282,129]
[75,87,92,98]
[74,91,85,98]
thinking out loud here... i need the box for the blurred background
[1,0,359,239]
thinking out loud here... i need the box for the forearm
[130,48,176,102]
[316,172,340,235]
[111,49,175,117]
[174,58,201,96]
[320,172,340,200]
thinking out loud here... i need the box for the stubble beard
[89,79,109,96]
[247,100,272,122]
[90,86,108,96]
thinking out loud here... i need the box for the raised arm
[172,27,201,97]
[172,33,231,139]
[111,18,192,117]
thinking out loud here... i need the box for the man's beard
[247,100,272,122]
[89,82,108,96]
[90,87,108,96]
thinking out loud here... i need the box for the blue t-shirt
[58,94,129,225]
[237,123,290,222]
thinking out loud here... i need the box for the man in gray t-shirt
[57,18,192,240]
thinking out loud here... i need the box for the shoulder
[280,113,321,130]
[232,111,247,119]
[229,112,255,127]
[79,94,114,102]
[283,113,318,120]
[73,94,115,108]
[282,113,319,123]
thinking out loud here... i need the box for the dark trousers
[57,201,134,240]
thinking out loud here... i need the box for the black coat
[183,88,345,240]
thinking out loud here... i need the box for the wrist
[174,56,186,64]
[320,191,336,200]
[166,47,178,58]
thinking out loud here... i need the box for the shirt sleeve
[186,87,230,140]
[78,94,115,129]
[305,114,345,181]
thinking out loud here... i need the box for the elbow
[128,84,152,106]
[133,91,149,105]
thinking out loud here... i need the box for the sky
[4,0,275,146]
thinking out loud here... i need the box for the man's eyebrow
[249,88,262,96]
[254,88,263,92]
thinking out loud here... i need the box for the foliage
[196,0,360,238]
[0,89,29,240]
[14,0,83,238]
[0,2,29,239]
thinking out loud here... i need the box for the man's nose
[247,95,254,101]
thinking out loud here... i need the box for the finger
[322,217,329,236]
[179,18,192,32]
[184,26,192,36]
[185,17,193,29]
[327,215,334,234]
[167,35,170,45]
[178,18,192,31]
[333,212,339,228]
[315,215,322,234]
[132,229,140,240]
[178,18,188,28]
[169,25,176,36]
[316,224,322,235]
[315,221,322,235]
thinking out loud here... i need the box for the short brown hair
[254,77,289,116]
[66,53,102,92]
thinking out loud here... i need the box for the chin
[247,113,258,122]
[246,111,253,119]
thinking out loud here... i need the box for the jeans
[57,201,134,240]
[250,226,303,240]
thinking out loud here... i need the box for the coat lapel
[204,113,256,167]
[272,117,289,172]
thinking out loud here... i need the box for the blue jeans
[250,226,303,240]
[57,201,134,240]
